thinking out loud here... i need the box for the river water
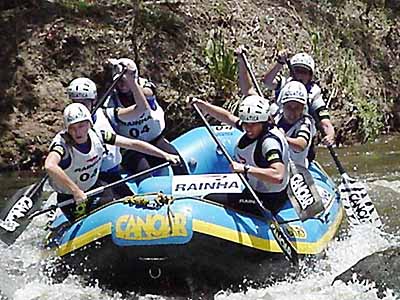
[0,136,399,300]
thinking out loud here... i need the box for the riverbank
[0,0,399,171]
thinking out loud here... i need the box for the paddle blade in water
[0,179,46,245]
[269,219,299,265]
[339,173,381,227]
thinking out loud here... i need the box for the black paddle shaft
[240,52,264,96]
[29,162,171,219]
[327,146,346,175]
[92,65,128,112]
[27,174,49,198]
[192,103,298,265]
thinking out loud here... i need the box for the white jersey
[105,103,165,142]
[234,127,289,193]
[276,114,316,168]
[49,129,105,194]
[93,109,122,172]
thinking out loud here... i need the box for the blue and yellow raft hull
[47,126,343,283]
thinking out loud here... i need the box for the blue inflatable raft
[45,126,343,285]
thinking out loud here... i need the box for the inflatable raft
[45,126,343,285]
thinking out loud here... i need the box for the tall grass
[204,30,237,99]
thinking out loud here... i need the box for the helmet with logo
[63,103,93,129]
[238,95,270,123]
[67,77,97,101]
[290,53,315,74]
[279,81,307,105]
[109,57,138,80]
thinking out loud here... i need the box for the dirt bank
[0,0,399,171]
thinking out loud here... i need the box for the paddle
[285,57,381,226]
[0,175,48,245]
[240,51,324,220]
[28,162,170,220]
[192,103,298,265]
[0,68,128,245]
[327,146,381,226]
[93,64,127,112]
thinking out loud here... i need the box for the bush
[204,30,237,99]
[336,49,383,141]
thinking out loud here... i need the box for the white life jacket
[234,127,289,193]
[49,129,105,194]
[106,99,165,142]
[93,109,122,172]
[276,114,316,168]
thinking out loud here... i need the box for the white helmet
[109,57,138,79]
[290,53,315,74]
[63,103,93,129]
[67,77,97,100]
[238,95,270,123]
[279,81,308,105]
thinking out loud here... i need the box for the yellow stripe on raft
[193,206,344,255]
[57,206,343,257]
[57,223,112,257]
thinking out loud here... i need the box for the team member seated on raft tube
[263,51,335,160]
[45,103,181,222]
[189,96,290,214]
[67,77,131,198]
[103,58,188,176]
[275,81,316,168]
[235,46,316,169]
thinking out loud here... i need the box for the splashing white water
[215,225,398,300]
[1,196,399,299]
[370,180,400,193]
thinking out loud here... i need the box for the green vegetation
[306,1,387,143]
[204,30,238,99]
[336,49,383,141]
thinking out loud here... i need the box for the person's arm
[113,135,180,164]
[121,71,150,112]
[284,119,312,152]
[320,119,335,146]
[231,161,285,184]
[44,151,86,202]
[286,136,308,152]
[231,138,286,184]
[140,78,156,98]
[310,87,335,146]
[263,63,285,90]
[189,97,239,127]
[263,51,287,90]
[235,47,258,97]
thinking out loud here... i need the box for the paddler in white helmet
[188,94,290,213]
[45,103,180,221]
[275,80,316,168]
[103,58,188,176]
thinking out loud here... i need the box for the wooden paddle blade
[287,162,325,221]
[270,219,299,265]
[339,173,381,227]
[0,178,47,245]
